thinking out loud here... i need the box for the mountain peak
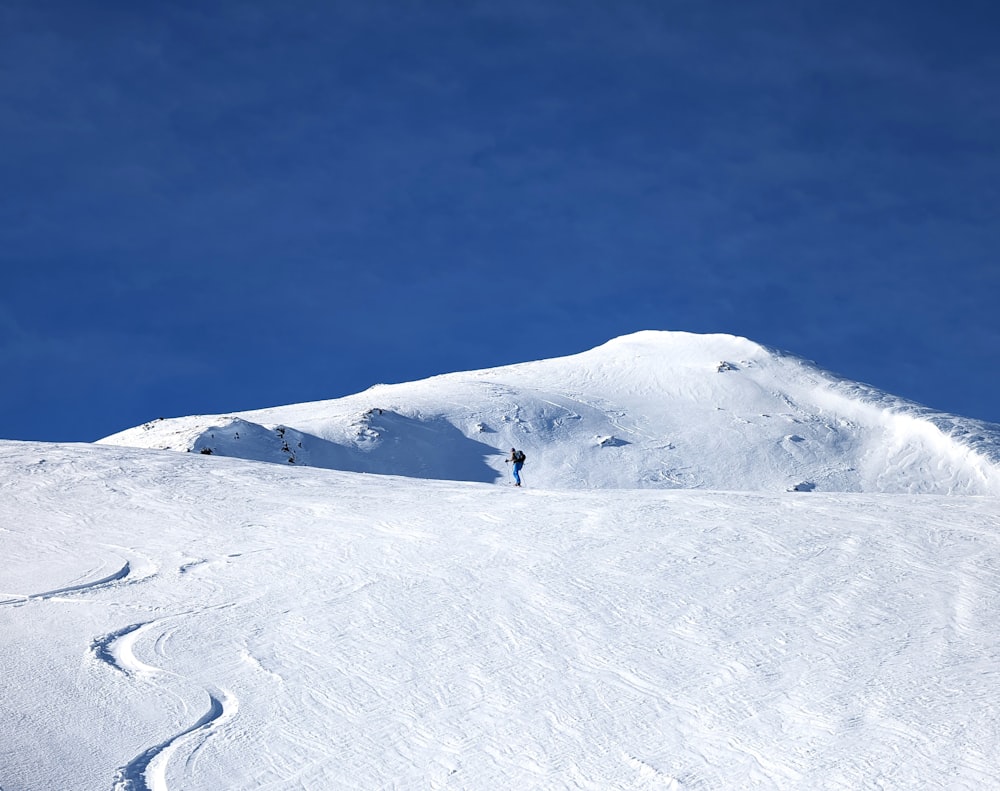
[98,332,1000,495]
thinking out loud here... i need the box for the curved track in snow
[92,608,240,789]
[111,688,237,791]
[0,559,132,605]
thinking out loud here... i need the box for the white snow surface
[99,331,1000,495]
[4,332,1000,789]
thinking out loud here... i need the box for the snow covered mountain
[5,331,1000,790]
[100,331,1000,495]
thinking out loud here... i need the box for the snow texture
[3,331,1000,790]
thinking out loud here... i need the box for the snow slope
[99,331,1000,495]
[2,440,1000,790]
[7,332,1000,789]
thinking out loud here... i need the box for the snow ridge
[98,331,1000,495]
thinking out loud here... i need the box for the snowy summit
[101,331,1000,495]
[4,331,1000,790]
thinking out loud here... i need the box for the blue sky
[2,0,998,441]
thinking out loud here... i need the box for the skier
[505,447,526,487]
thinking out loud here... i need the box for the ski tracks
[0,559,131,605]
[91,622,159,677]
[3,545,241,791]
[93,607,240,791]
[111,687,237,791]
[0,545,153,605]
[0,544,232,789]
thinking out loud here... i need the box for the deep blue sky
[2,0,999,441]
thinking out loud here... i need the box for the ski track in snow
[111,688,237,791]
[91,622,149,676]
[91,601,243,789]
[0,493,237,791]
[0,558,132,605]
[91,621,166,678]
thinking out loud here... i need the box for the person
[505,447,526,486]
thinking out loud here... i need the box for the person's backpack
[514,450,526,465]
